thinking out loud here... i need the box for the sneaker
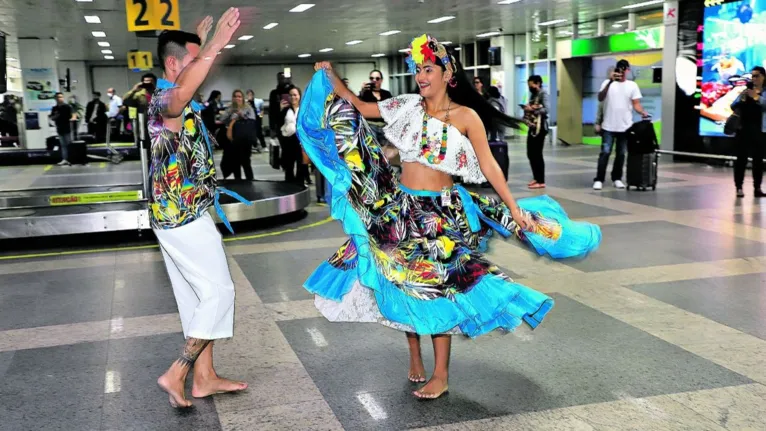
[614,180,626,189]
[57,160,70,166]
[755,189,765,198]
[737,188,745,198]
[593,181,603,190]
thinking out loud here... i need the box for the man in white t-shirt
[593,59,649,190]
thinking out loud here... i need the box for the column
[597,18,606,36]
[490,34,515,119]
[628,12,637,31]
[18,38,60,150]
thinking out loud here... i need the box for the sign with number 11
[125,0,180,32]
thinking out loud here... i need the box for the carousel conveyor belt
[0,184,144,209]
[0,180,311,239]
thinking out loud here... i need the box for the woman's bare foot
[413,375,449,400]
[158,372,192,408]
[191,374,248,398]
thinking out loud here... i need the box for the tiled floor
[1,142,765,430]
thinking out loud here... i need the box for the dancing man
[149,9,248,408]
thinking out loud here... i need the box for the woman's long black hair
[207,90,221,104]
[413,48,521,131]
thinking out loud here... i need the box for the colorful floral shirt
[148,79,217,230]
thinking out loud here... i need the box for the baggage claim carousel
[0,118,311,240]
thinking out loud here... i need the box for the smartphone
[281,94,290,104]
[746,81,755,90]
[283,67,291,79]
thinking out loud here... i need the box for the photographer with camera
[359,70,393,143]
[730,66,765,198]
[593,59,649,190]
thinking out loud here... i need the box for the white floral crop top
[378,94,487,183]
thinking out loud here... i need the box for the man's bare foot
[408,358,427,383]
[413,375,448,400]
[158,372,192,408]
[191,375,248,398]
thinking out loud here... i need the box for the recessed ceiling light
[224,44,235,49]
[263,22,279,30]
[101,49,112,54]
[622,0,663,9]
[298,53,312,58]
[454,47,462,51]
[346,40,363,45]
[612,23,623,28]
[398,48,411,53]
[84,15,101,24]
[371,53,385,58]
[76,0,93,2]
[97,41,110,47]
[477,31,501,38]
[92,31,106,37]
[441,41,453,45]
[428,16,455,24]
[319,48,334,52]
[498,0,521,3]
[289,4,315,12]
[559,30,574,35]
[379,30,401,36]
[538,19,567,26]
[238,35,254,41]
[104,55,114,60]
[615,19,630,23]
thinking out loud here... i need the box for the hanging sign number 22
[126,0,180,32]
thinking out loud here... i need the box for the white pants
[154,213,235,340]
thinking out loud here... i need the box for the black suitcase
[626,152,657,191]
[68,140,88,165]
[270,140,281,170]
[489,140,509,180]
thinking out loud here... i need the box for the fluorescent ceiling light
[97,41,110,47]
[319,48,334,52]
[428,16,455,24]
[76,0,93,2]
[263,22,279,30]
[7,57,17,62]
[398,48,411,53]
[238,35,254,41]
[615,19,630,23]
[101,49,112,54]
[346,40,363,45]
[538,19,567,26]
[371,53,385,57]
[612,23,623,28]
[298,53,311,58]
[104,56,114,60]
[477,31,501,38]
[622,0,663,9]
[92,31,106,37]
[289,4,315,12]
[559,30,573,35]
[379,30,400,36]
[224,44,235,49]
[441,41,453,45]
[454,47,462,51]
[498,0,521,3]
[84,15,101,24]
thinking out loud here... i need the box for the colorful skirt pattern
[296,72,601,337]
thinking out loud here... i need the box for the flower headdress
[406,34,456,77]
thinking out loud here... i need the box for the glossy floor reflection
[1,143,765,431]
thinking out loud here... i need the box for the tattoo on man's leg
[175,338,211,368]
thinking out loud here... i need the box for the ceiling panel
[2,0,663,63]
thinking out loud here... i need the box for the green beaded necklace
[420,100,451,165]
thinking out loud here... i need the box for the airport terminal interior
[1,0,765,430]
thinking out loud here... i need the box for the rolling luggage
[489,140,509,180]
[626,120,659,191]
[68,140,88,165]
[270,138,281,170]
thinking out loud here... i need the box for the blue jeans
[59,133,72,162]
[596,131,627,182]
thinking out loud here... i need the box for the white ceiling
[1,0,664,63]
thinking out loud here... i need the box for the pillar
[628,12,637,31]
[490,34,515,123]
[18,38,60,150]
[597,18,606,36]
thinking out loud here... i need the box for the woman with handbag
[730,67,765,198]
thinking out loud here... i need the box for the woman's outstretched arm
[314,62,382,119]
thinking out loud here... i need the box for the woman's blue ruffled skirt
[296,71,601,338]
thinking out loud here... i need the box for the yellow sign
[128,107,138,119]
[49,191,143,206]
[126,0,180,32]
[128,51,153,71]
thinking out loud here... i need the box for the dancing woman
[298,34,601,400]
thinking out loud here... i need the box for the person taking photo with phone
[593,59,649,190]
[359,69,393,144]
[730,66,766,198]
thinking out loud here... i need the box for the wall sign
[125,0,180,32]
[128,51,154,71]
[569,27,664,58]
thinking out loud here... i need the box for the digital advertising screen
[699,0,766,137]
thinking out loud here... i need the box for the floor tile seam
[557,287,766,382]
[666,213,766,244]
[541,185,675,215]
